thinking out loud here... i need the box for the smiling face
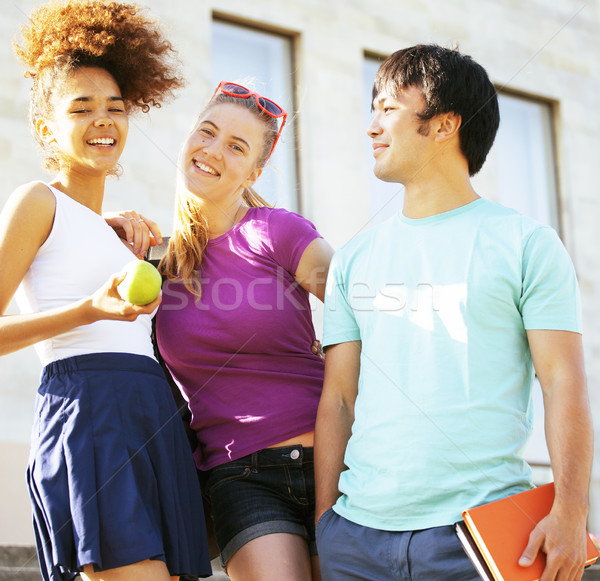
[36,66,128,176]
[367,85,433,185]
[180,102,265,204]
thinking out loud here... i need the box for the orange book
[455,482,599,581]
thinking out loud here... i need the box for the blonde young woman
[153,83,334,581]
[1,2,211,580]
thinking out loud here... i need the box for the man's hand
[519,508,588,581]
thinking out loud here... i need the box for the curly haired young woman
[2,2,211,579]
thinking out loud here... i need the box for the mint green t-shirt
[323,198,581,531]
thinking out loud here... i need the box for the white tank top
[15,183,156,367]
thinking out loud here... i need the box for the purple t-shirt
[156,206,325,470]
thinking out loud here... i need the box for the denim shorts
[202,445,317,566]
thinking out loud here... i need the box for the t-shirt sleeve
[267,208,322,273]
[322,249,361,348]
[519,226,581,332]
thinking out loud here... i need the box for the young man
[315,44,593,581]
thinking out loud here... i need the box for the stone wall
[1,0,599,543]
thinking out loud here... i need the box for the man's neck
[401,170,479,219]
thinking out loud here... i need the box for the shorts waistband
[244,445,313,468]
[42,352,162,381]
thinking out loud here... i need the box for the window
[212,20,298,211]
[473,92,560,230]
[363,56,404,227]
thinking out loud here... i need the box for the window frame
[211,15,300,211]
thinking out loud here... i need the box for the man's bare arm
[314,340,361,523]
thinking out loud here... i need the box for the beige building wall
[1,0,599,544]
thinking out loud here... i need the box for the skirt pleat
[27,352,211,580]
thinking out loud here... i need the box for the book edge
[454,521,496,581]
[462,512,505,581]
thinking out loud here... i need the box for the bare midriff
[267,430,314,449]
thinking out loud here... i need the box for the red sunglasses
[211,81,288,158]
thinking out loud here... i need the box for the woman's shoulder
[11,180,54,202]
[0,181,56,257]
[248,205,308,220]
[3,181,55,222]
[253,206,318,232]
[237,206,319,262]
[241,206,315,239]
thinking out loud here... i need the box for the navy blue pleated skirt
[27,353,212,580]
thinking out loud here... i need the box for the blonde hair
[159,92,280,297]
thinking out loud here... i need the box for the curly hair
[13,0,184,171]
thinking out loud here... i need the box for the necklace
[207,201,248,239]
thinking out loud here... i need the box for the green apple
[117,260,162,305]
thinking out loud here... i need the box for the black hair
[373,44,499,175]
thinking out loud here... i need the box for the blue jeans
[316,509,480,581]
